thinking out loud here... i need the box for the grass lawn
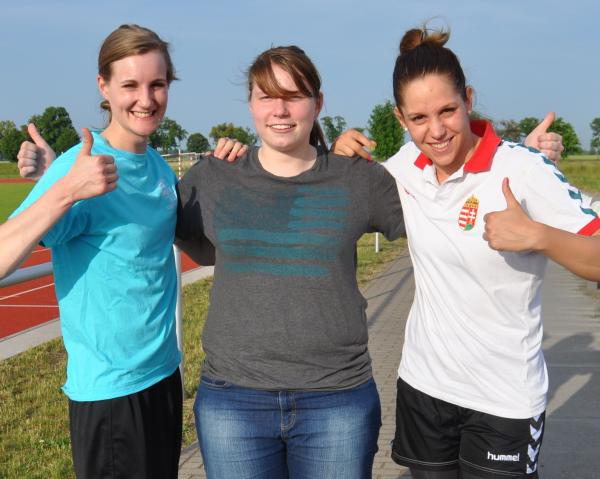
[560,158,600,194]
[0,233,406,478]
[0,162,19,178]
[0,183,35,222]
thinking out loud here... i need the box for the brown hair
[247,45,327,152]
[98,24,177,119]
[392,26,467,108]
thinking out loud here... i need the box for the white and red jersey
[385,121,600,419]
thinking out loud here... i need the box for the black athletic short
[69,368,183,479]
[392,378,544,478]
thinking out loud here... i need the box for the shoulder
[383,142,420,176]
[325,151,370,170]
[178,148,252,188]
[494,140,556,176]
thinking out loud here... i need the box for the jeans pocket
[200,375,232,389]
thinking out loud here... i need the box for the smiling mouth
[131,111,155,119]
[267,123,296,132]
[430,138,452,151]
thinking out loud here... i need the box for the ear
[465,86,474,113]
[393,106,406,129]
[97,75,109,100]
[314,92,324,118]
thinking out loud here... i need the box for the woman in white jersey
[333,26,600,479]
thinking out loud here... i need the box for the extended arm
[484,178,600,281]
[1,129,117,279]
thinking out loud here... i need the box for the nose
[273,98,289,116]
[137,86,154,108]
[429,117,446,139]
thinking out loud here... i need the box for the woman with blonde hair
[10,24,183,478]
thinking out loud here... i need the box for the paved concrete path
[179,253,600,479]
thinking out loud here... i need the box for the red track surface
[0,178,34,184]
[0,248,200,340]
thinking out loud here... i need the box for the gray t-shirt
[176,147,404,390]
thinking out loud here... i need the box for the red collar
[414,120,501,173]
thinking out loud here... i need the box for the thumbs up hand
[17,123,57,180]
[523,112,564,163]
[483,178,541,252]
[64,128,118,201]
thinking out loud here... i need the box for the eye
[122,83,136,90]
[441,107,457,116]
[409,115,425,124]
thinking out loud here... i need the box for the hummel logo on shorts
[487,451,520,462]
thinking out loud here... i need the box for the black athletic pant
[69,368,182,479]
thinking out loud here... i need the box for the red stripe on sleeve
[578,217,600,236]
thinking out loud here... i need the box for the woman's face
[249,64,322,157]
[395,73,474,181]
[98,50,168,152]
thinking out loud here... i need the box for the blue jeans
[194,376,381,479]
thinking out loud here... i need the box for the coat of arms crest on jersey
[458,195,479,231]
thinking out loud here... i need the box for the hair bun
[399,27,450,55]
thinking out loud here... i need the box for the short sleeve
[517,155,599,236]
[175,162,206,241]
[10,154,88,247]
[368,162,406,240]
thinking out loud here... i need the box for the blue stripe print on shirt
[217,229,330,245]
[225,262,328,277]
[222,244,336,260]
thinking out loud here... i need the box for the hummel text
[487,451,520,462]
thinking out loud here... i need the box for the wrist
[530,221,551,252]
[53,176,78,208]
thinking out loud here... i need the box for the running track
[0,247,200,340]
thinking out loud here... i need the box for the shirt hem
[399,371,546,419]
[63,360,181,402]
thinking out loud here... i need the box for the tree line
[1,105,599,162]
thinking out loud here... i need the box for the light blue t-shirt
[12,132,180,401]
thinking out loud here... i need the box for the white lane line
[0,282,55,301]
[0,304,57,308]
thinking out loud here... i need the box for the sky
[1,0,598,150]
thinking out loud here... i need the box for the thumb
[80,128,94,157]
[530,111,556,137]
[27,123,50,148]
[502,178,519,208]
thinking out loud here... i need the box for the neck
[257,143,317,177]
[102,123,148,154]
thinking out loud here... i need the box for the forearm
[534,223,600,281]
[0,178,74,279]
